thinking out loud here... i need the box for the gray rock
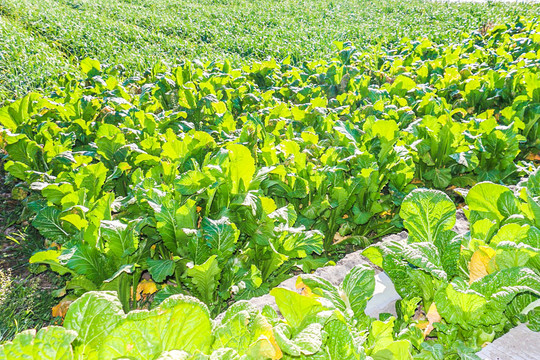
[453,209,469,235]
[379,230,408,243]
[247,294,277,312]
[313,251,380,286]
[476,324,540,360]
[335,250,376,270]
[364,272,401,317]
[277,275,298,291]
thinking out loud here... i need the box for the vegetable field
[0,0,540,359]
[0,0,539,99]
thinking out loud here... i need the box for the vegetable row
[0,19,538,316]
[2,175,539,359]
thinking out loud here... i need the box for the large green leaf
[100,220,139,259]
[270,288,326,329]
[0,92,43,131]
[401,242,446,280]
[99,295,212,359]
[175,170,212,195]
[4,135,41,169]
[32,207,70,243]
[147,258,176,283]
[368,319,412,360]
[202,217,239,262]
[434,283,487,329]
[225,144,255,194]
[324,320,365,359]
[75,163,109,201]
[186,255,221,305]
[434,231,461,278]
[29,250,75,276]
[299,275,345,314]
[0,327,77,360]
[400,189,456,243]
[66,244,113,284]
[470,267,540,297]
[274,322,323,356]
[213,307,257,351]
[99,310,162,360]
[213,301,278,356]
[63,291,125,359]
[341,264,376,319]
[152,198,197,255]
[279,229,324,258]
[466,182,516,223]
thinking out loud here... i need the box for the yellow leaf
[469,246,496,284]
[248,310,283,359]
[118,162,132,172]
[260,197,277,214]
[295,278,314,297]
[415,320,429,330]
[423,302,442,337]
[250,337,282,359]
[379,210,392,217]
[268,335,283,360]
[52,299,73,318]
[426,302,441,323]
[136,279,158,301]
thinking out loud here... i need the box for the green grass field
[0,0,539,101]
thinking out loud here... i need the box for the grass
[0,168,64,342]
[0,0,539,100]
[0,16,73,101]
[0,270,61,342]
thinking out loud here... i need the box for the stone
[476,324,540,360]
[247,294,277,312]
[379,230,408,243]
[364,272,401,317]
[453,209,469,235]
[313,251,380,286]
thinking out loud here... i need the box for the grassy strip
[0,0,207,68]
[11,0,540,63]
[0,166,64,342]
[0,0,539,101]
[0,15,73,104]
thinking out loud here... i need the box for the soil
[0,169,58,293]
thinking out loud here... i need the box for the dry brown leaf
[525,153,540,161]
[52,299,73,318]
[333,232,350,245]
[423,302,442,337]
